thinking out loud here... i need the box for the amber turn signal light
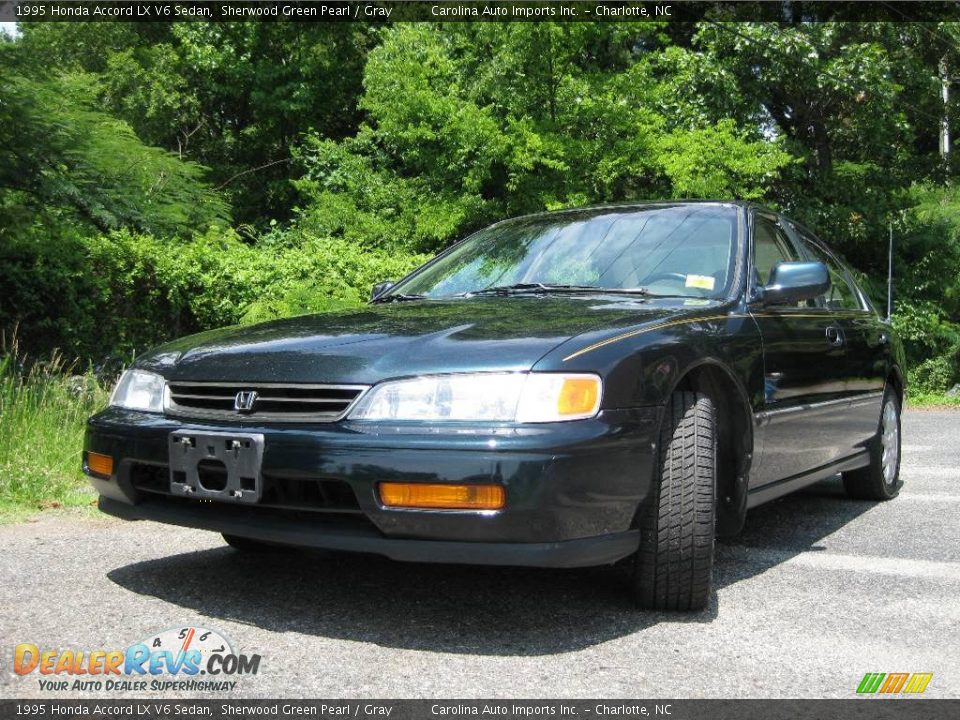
[379,482,506,510]
[84,451,113,478]
[556,377,600,416]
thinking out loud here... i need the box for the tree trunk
[812,119,833,177]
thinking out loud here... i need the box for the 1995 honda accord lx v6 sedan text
[85,201,905,610]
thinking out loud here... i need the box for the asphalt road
[2,410,958,699]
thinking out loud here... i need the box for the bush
[909,344,960,394]
[1,226,429,364]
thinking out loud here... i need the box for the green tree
[15,22,373,224]
[294,24,792,253]
[0,68,228,237]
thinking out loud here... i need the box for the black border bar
[1,699,959,719]
[3,1,960,24]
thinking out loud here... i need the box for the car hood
[137,297,708,384]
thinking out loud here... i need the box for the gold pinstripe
[561,310,873,362]
[562,315,733,362]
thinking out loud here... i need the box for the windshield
[390,204,740,300]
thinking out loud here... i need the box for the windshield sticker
[685,274,716,291]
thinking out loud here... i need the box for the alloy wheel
[880,399,900,486]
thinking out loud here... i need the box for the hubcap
[880,399,900,486]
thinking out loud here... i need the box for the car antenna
[887,219,895,322]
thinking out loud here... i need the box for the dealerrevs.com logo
[13,626,261,693]
[856,672,934,695]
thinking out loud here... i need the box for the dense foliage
[2,20,960,394]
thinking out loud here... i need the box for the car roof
[500,199,769,225]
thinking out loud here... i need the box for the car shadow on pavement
[107,477,875,656]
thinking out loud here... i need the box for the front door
[749,212,851,487]
[788,223,886,450]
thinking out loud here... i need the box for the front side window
[752,214,813,308]
[391,205,740,300]
[753,215,799,286]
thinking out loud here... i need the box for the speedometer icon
[137,626,235,659]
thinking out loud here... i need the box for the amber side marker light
[84,451,113,478]
[379,482,506,510]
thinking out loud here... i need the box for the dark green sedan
[85,201,905,610]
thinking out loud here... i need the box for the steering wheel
[642,271,689,286]
[642,271,716,297]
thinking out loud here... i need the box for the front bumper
[85,407,659,568]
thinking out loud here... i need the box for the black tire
[222,534,285,552]
[632,391,716,611]
[842,388,902,501]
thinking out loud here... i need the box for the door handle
[825,325,845,346]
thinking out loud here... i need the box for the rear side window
[795,232,863,311]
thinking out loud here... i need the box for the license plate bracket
[168,431,264,504]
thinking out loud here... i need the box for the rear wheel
[632,391,716,611]
[842,388,902,500]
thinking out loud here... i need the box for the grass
[906,390,960,409]
[0,346,110,522]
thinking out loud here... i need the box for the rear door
[748,211,851,487]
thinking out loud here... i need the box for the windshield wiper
[459,283,677,298]
[596,287,653,295]
[372,293,427,303]
[462,283,612,297]
[394,284,706,300]
[584,288,710,299]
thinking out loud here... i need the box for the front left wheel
[632,391,716,611]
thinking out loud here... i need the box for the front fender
[534,310,764,412]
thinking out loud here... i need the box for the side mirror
[759,261,829,306]
[371,280,396,301]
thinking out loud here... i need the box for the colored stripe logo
[857,672,933,694]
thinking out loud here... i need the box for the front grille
[130,463,168,493]
[260,475,362,511]
[165,381,368,422]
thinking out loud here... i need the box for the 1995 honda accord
[85,201,905,610]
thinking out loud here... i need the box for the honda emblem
[234,390,258,413]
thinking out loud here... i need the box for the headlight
[348,372,601,423]
[109,369,166,413]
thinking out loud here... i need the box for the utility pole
[887,221,894,322]
[940,54,951,168]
